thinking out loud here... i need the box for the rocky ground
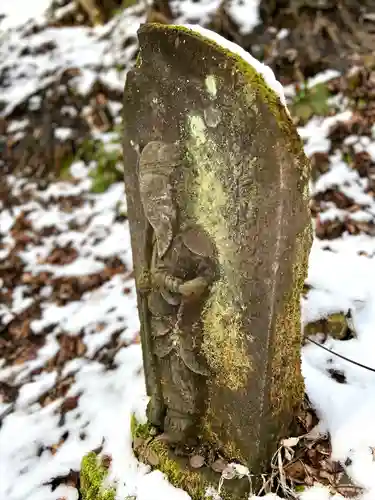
[2,1,375,500]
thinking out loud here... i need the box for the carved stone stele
[123,23,312,476]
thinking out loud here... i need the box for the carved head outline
[138,141,181,258]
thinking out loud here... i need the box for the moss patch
[122,0,138,8]
[304,312,348,339]
[59,152,75,181]
[80,452,115,500]
[202,279,251,390]
[78,137,123,193]
[132,418,208,500]
[291,82,333,124]
[184,116,251,391]
[270,224,312,420]
[132,416,249,500]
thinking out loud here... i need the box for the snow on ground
[224,0,261,36]
[170,0,222,25]
[0,0,143,118]
[2,2,375,500]
[0,0,52,30]
[172,0,261,36]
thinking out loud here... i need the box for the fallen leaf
[282,437,300,448]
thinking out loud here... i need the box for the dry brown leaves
[309,64,375,242]
[268,403,364,499]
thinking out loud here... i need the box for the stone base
[131,416,251,500]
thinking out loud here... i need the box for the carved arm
[152,268,209,300]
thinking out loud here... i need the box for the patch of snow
[171,0,221,25]
[307,69,341,89]
[298,111,352,156]
[17,372,57,408]
[55,127,73,141]
[0,0,52,30]
[300,101,375,500]
[224,0,261,36]
[276,28,289,40]
[0,5,146,118]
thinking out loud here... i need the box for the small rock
[189,454,205,469]
[211,458,227,473]
[133,437,144,451]
[101,454,112,469]
[304,312,352,340]
[145,447,160,466]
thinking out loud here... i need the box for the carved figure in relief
[138,140,217,444]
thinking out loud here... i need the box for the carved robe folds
[138,141,217,443]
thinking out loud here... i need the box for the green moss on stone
[132,417,207,500]
[80,452,115,500]
[184,116,251,391]
[304,312,348,339]
[270,224,312,420]
[202,415,246,465]
[131,416,247,500]
[202,279,251,391]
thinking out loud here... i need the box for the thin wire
[306,336,375,373]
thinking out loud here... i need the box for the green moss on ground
[60,134,124,192]
[131,416,249,500]
[81,139,123,193]
[122,0,138,8]
[291,82,333,123]
[80,452,115,500]
[60,128,124,193]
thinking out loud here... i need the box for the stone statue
[123,23,312,485]
[137,140,217,444]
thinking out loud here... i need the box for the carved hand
[178,277,209,299]
[137,269,151,295]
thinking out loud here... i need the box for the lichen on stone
[80,452,115,500]
[270,224,312,421]
[184,113,252,390]
[158,23,305,158]
[205,75,217,99]
[188,114,207,146]
[202,279,251,390]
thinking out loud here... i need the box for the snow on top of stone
[183,24,288,109]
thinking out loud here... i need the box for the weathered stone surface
[123,22,311,476]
